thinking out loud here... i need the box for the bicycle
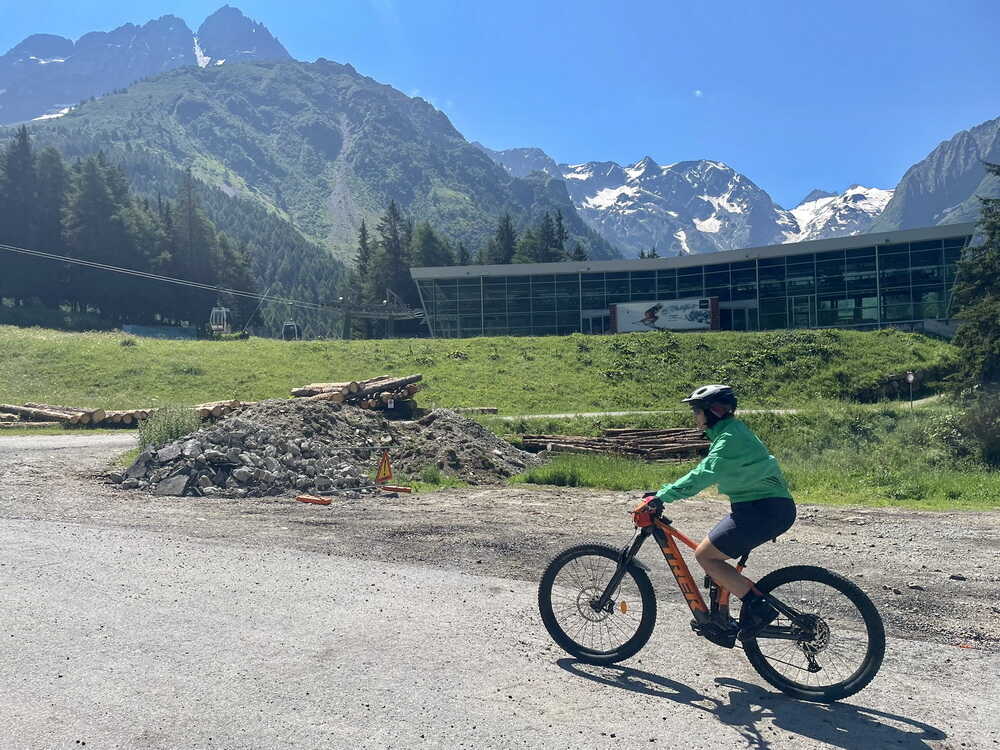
[537,495,886,702]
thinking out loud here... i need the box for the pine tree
[164,169,227,325]
[492,213,517,264]
[351,218,374,336]
[0,126,36,248]
[0,126,37,304]
[512,227,540,264]
[355,219,372,285]
[456,241,471,265]
[32,148,69,305]
[569,242,587,261]
[410,222,453,267]
[372,201,417,312]
[952,162,1000,387]
[63,156,120,315]
[554,210,568,255]
[537,212,560,262]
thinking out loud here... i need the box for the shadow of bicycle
[557,659,947,749]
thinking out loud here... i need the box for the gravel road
[2,434,998,748]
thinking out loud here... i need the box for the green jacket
[656,417,792,504]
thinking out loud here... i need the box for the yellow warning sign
[375,451,393,484]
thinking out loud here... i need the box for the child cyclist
[650,384,796,635]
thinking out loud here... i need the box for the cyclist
[650,384,795,635]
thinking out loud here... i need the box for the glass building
[411,223,975,338]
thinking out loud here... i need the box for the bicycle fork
[591,526,651,614]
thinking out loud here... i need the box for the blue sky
[3,0,999,207]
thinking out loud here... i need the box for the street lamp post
[906,371,915,411]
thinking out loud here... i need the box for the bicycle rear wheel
[538,542,656,665]
[740,565,885,702]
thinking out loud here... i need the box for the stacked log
[101,409,155,426]
[0,403,91,425]
[194,400,241,419]
[0,399,256,429]
[23,402,106,425]
[292,374,423,415]
[519,428,710,461]
[290,381,360,398]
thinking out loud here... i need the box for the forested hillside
[0,128,345,334]
[10,60,618,264]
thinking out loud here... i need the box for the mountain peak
[196,5,291,64]
[797,189,837,207]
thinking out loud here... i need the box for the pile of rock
[118,399,539,497]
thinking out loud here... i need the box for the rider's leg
[694,538,753,598]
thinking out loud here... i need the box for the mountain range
[1,8,616,265]
[0,6,290,125]
[1,4,998,268]
[475,143,904,256]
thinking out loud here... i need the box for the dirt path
[1,434,997,652]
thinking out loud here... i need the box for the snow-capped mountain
[479,145,900,256]
[0,6,290,124]
[558,156,798,257]
[790,185,894,241]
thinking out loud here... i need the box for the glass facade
[413,231,970,338]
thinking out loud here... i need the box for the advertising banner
[610,297,718,333]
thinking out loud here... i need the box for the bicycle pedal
[690,619,737,649]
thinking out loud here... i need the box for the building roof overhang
[410,222,977,281]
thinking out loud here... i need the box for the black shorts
[708,496,796,559]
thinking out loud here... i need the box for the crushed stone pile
[118,400,541,497]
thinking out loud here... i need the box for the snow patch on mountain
[791,185,893,241]
[193,36,210,67]
[584,184,641,210]
[32,106,71,120]
[693,216,721,233]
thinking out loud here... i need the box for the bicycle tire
[538,542,657,665]
[740,565,886,702]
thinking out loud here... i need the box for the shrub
[960,389,1000,466]
[137,406,202,450]
[419,465,443,484]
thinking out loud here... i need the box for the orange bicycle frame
[651,518,746,622]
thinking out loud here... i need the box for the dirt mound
[119,400,540,497]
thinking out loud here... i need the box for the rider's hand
[648,490,676,504]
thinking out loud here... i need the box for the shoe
[690,617,738,649]
[740,595,779,634]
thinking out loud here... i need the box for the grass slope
[509,406,1000,511]
[0,326,956,413]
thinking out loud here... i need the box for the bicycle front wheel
[538,542,656,665]
[741,565,886,702]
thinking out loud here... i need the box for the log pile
[0,403,107,426]
[518,427,710,461]
[291,374,423,415]
[0,401,256,428]
[194,400,242,419]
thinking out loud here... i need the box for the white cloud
[693,89,704,98]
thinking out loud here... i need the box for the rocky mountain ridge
[478,145,895,256]
[0,6,290,124]
[791,185,894,242]
[872,115,1000,232]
